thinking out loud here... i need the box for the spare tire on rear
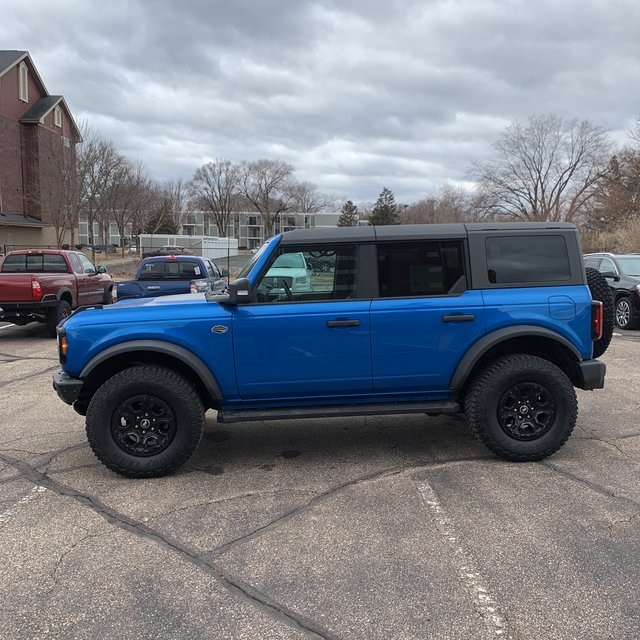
[585,267,614,358]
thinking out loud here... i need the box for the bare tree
[472,114,611,222]
[290,181,333,213]
[77,125,125,259]
[36,127,79,247]
[238,159,296,238]
[104,160,155,255]
[406,184,477,224]
[189,159,240,237]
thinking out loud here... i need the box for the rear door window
[486,236,570,284]
[376,241,465,297]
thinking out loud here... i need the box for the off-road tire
[465,354,577,462]
[614,295,639,330]
[585,267,614,356]
[86,365,204,478]
[46,300,72,337]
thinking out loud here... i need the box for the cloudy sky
[3,0,640,205]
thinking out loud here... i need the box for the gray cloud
[3,0,640,203]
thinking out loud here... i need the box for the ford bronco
[53,223,611,477]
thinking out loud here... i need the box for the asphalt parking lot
[1,322,639,640]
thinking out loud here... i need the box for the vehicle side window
[598,258,617,276]
[254,245,358,303]
[78,254,96,274]
[68,254,84,274]
[377,241,465,297]
[485,235,570,284]
[205,260,218,278]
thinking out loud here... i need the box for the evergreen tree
[337,200,358,227]
[369,187,399,225]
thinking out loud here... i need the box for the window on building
[19,62,29,102]
[54,106,62,127]
[377,241,465,297]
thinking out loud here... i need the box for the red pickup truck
[0,249,114,337]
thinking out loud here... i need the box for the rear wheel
[85,365,204,478]
[465,354,577,461]
[46,300,71,337]
[585,267,614,356]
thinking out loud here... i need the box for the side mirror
[221,268,229,277]
[97,265,107,274]
[225,278,251,305]
[601,271,619,281]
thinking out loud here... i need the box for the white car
[261,252,312,294]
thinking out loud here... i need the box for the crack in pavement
[608,513,640,538]
[0,453,341,640]
[0,364,60,389]
[0,351,58,361]
[541,461,640,512]
[208,455,487,558]
[576,425,640,463]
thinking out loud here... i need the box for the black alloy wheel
[497,382,556,441]
[111,394,176,456]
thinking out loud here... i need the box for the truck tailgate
[0,274,37,302]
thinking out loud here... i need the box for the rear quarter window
[486,236,571,284]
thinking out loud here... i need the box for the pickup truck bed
[114,255,227,301]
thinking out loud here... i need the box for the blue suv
[53,223,609,477]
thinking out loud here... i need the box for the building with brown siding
[0,50,81,252]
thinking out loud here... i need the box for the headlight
[295,276,308,284]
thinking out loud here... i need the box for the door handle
[327,319,361,328]
[441,314,475,323]
[147,286,161,291]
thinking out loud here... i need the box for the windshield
[272,253,305,268]
[237,240,274,279]
[617,257,640,276]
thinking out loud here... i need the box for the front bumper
[53,370,84,405]
[577,359,606,390]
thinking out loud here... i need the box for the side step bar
[217,401,459,424]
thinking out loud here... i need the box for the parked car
[91,244,118,254]
[53,223,612,478]
[583,252,640,329]
[112,255,228,302]
[0,249,113,336]
[142,245,194,258]
[256,251,311,296]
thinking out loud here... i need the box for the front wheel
[86,366,204,477]
[465,354,577,461]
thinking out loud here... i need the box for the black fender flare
[79,340,223,401]
[450,325,582,390]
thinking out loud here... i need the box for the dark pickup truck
[0,249,113,336]
[112,255,228,302]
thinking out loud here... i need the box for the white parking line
[416,479,510,638]
[0,485,47,527]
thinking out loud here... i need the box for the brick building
[0,50,81,251]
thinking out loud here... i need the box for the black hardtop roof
[279,222,577,245]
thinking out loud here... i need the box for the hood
[113,292,206,308]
